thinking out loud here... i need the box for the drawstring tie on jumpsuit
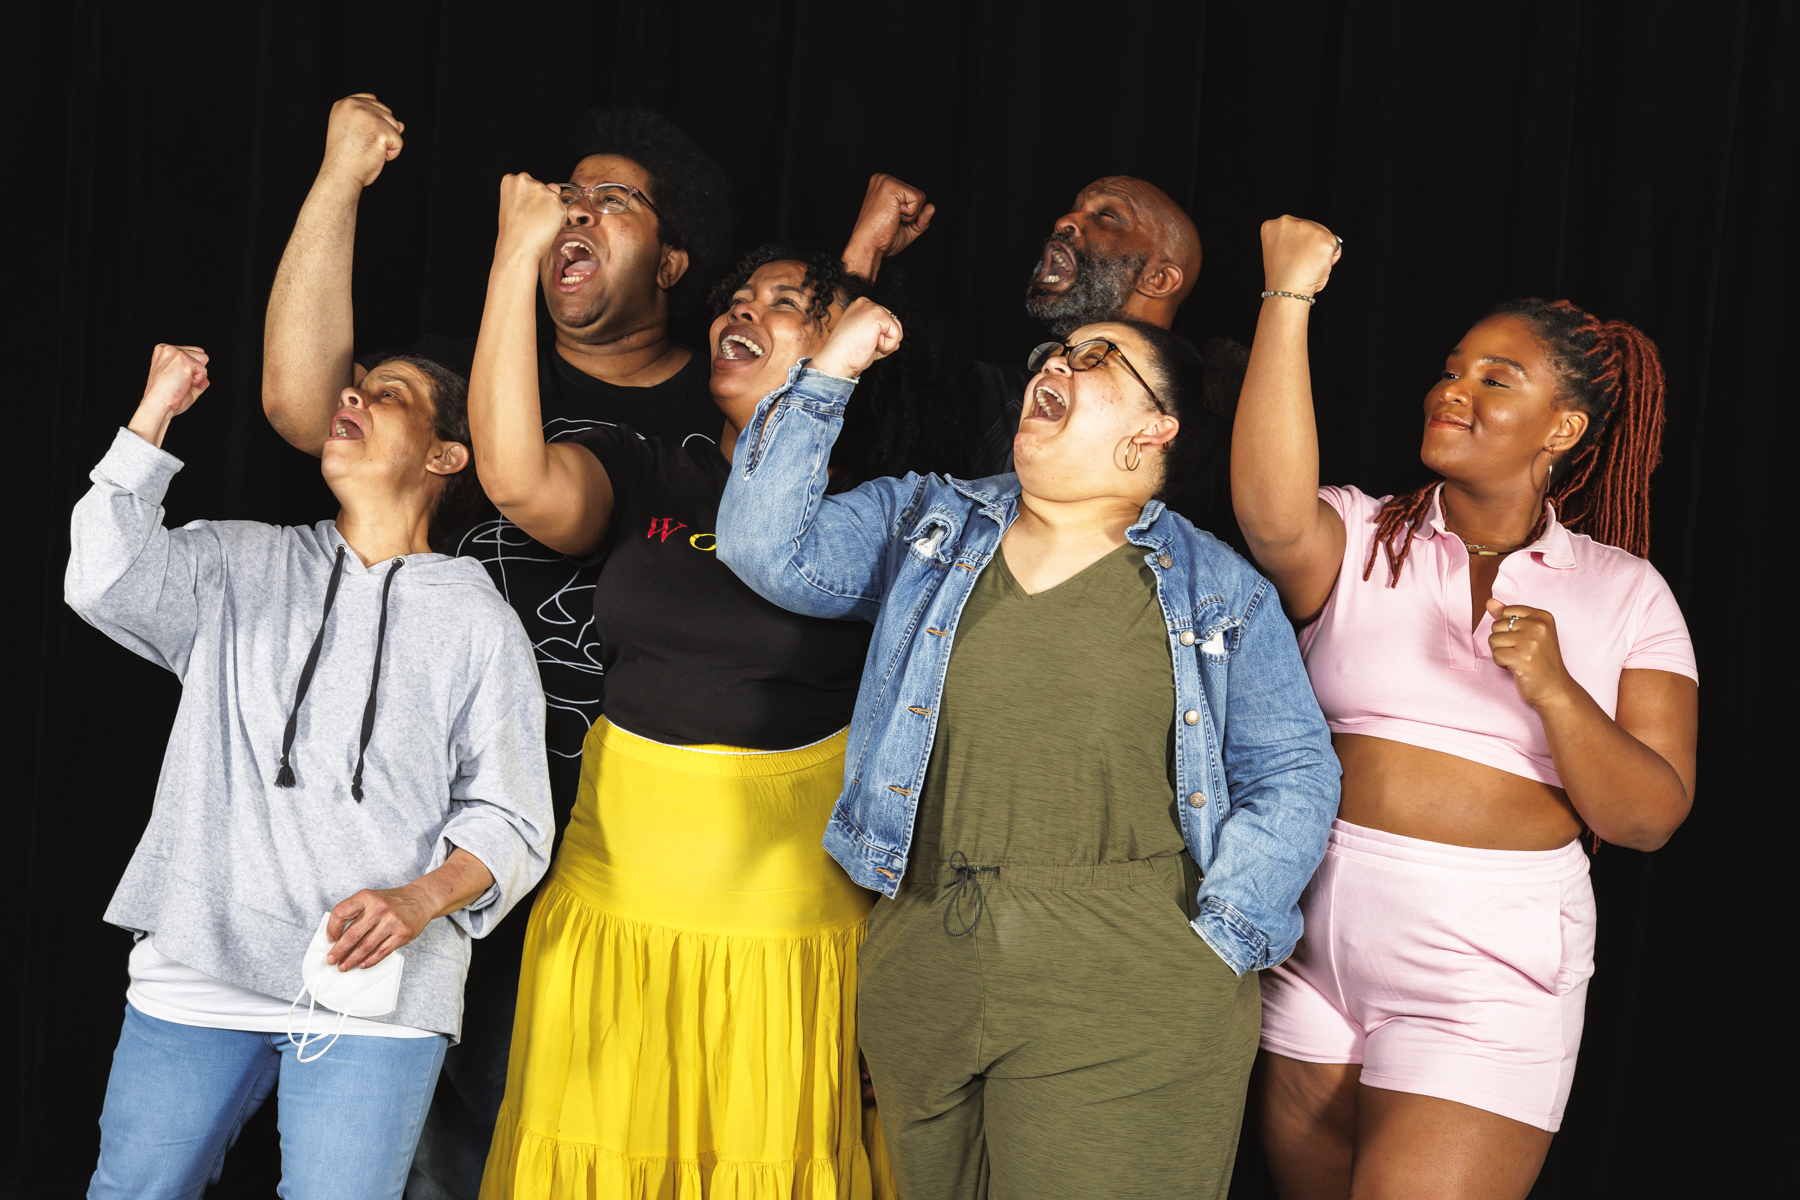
[942,851,998,937]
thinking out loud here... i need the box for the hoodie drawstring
[275,545,348,788]
[350,558,403,803]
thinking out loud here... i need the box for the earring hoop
[1125,440,1142,472]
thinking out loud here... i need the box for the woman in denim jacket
[718,301,1340,1200]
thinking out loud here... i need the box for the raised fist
[1260,216,1342,299]
[128,344,209,448]
[319,94,405,189]
[810,297,905,380]
[142,344,210,415]
[494,172,568,265]
[843,174,935,281]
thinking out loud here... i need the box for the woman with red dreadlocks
[1232,217,1697,1200]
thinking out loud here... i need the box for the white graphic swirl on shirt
[452,418,714,758]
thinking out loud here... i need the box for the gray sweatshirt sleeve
[438,617,555,937]
[65,428,212,677]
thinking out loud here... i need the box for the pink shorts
[1260,820,1596,1131]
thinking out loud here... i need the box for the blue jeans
[89,1004,448,1200]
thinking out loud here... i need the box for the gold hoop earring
[1125,440,1142,472]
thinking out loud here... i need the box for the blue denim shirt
[717,364,1340,974]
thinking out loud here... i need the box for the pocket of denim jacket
[903,510,960,563]
[1195,616,1245,663]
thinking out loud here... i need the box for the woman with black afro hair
[469,180,941,1191]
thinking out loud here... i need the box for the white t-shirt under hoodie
[127,936,435,1038]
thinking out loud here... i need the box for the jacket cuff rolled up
[769,360,857,414]
[1191,898,1272,977]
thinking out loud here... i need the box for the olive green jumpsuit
[857,543,1261,1200]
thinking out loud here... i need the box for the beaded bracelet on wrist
[1261,290,1316,304]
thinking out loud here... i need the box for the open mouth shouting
[714,324,768,369]
[329,408,368,441]
[1026,381,1068,423]
[556,236,600,291]
[1034,239,1078,290]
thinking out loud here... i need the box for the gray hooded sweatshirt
[66,428,554,1038]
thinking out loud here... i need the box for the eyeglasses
[1026,338,1161,411]
[557,181,661,218]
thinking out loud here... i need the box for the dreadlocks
[1365,299,1668,586]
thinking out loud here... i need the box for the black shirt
[361,333,720,778]
[572,426,873,750]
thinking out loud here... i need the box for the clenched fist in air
[128,343,210,449]
[318,94,406,190]
[1259,215,1342,300]
[810,297,905,380]
[842,174,936,281]
[493,172,570,267]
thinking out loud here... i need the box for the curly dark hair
[566,109,736,327]
[711,247,979,487]
[1103,320,1247,551]
[364,353,481,551]
[709,245,861,329]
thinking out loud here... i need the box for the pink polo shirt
[1298,485,1697,788]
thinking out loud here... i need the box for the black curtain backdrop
[9,2,1791,1196]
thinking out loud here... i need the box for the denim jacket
[717,364,1340,974]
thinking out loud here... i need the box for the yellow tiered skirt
[480,718,890,1200]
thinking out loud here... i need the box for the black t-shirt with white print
[360,333,720,815]
[571,425,873,750]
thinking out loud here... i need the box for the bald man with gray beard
[841,173,1244,544]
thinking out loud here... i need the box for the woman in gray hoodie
[67,343,555,1200]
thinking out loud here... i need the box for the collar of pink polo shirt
[1410,484,1578,570]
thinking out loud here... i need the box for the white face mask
[286,912,405,1062]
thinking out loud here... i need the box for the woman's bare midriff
[1333,733,1584,851]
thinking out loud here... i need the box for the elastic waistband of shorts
[1327,819,1590,883]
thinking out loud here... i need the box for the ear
[425,440,470,478]
[1134,260,1185,302]
[1136,414,1181,449]
[1546,408,1588,457]
[657,245,691,291]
